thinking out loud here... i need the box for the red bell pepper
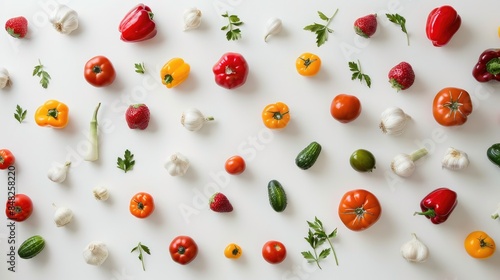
[212,52,249,89]
[0,149,15,170]
[119,4,157,42]
[414,188,457,224]
[472,48,500,82]
[425,5,461,47]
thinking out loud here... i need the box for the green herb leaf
[221,12,244,41]
[134,63,145,74]
[14,104,27,124]
[302,217,339,268]
[303,9,339,47]
[131,242,150,271]
[318,248,331,260]
[117,149,135,173]
[301,251,316,262]
[386,13,409,46]
[349,60,371,88]
[32,59,51,89]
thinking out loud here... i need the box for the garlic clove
[0,67,11,89]
[442,147,469,170]
[93,186,109,201]
[49,4,79,34]
[400,233,429,263]
[53,204,73,227]
[181,108,214,131]
[183,7,202,31]
[83,241,108,266]
[264,17,282,42]
[164,152,190,176]
[379,107,410,136]
[47,161,71,183]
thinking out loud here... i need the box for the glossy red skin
[213,52,249,89]
[225,155,246,175]
[416,188,457,224]
[169,236,198,265]
[0,149,15,169]
[84,56,116,87]
[472,49,500,82]
[426,5,461,47]
[262,240,287,264]
[388,62,415,91]
[354,14,377,38]
[119,4,157,42]
[5,194,33,222]
[330,94,361,123]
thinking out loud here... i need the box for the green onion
[84,103,101,161]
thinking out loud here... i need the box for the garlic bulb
[400,233,429,263]
[181,108,214,131]
[83,241,108,266]
[47,161,71,183]
[49,4,79,34]
[379,107,410,136]
[164,152,190,176]
[93,186,109,201]
[390,148,428,177]
[442,147,469,170]
[264,17,282,42]
[53,204,73,227]
[0,67,11,89]
[183,7,202,31]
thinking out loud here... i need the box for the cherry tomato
[0,149,15,170]
[262,240,286,264]
[225,155,246,175]
[330,94,362,123]
[5,194,33,222]
[296,52,321,76]
[464,230,496,259]
[129,192,155,219]
[224,243,242,259]
[433,87,473,126]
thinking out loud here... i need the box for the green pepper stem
[410,148,428,162]
[486,58,500,75]
[414,209,435,218]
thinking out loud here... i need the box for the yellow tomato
[224,243,242,259]
[464,230,496,259]
[295,52,321,76]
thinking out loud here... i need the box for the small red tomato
[330,94,362,123]
[262,240,287,264]
[225,155,246,175]
[169,235,198,265]
[0,149,15,170]
[5,194,33,222]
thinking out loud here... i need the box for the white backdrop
[1,0,500,279]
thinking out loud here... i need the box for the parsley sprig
[301,217,338,269]
[32,59,51,89]
[349,60,371,88]
[131,242,151,271]
[134,62,145,74]
[14,104,27,124]
[221,12,243,41]
[386,13,409,46]
[117,149,135,173]
[304,9,339,47]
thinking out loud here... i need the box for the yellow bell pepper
[160,57,190,88]
[262,102,290,129]
[35,100,69,128]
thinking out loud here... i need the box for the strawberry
[125,104,150,130]
[354,14,377,38]
[5,16,28,38]
[209,192,233,213]
[388,61,415,91]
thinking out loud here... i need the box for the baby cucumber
[268,179,287,212]
[295,141,322,170]
[18,235,45,259]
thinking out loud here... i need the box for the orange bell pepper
[35,100,69,128]
[160,58,190,88]
[262,102,290,129]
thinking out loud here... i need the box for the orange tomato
[338,189,381,231]
[296,53,321,76]
[432,87,473,126]
[225,155,246,175]
[464,230,496,259]
[224,243,242,259]
[330,94,362,123]
[262,102,290,129]
[129,192,155,219]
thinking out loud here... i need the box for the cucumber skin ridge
[295,142,322,170]
[18,235,45,259]
[268,180,287,212]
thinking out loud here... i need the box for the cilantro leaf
[32,59,51,89]
[134,62,145,74]
[131,242,151,271]
[303,9,339,47]
[386,13,409,46]
[117,149,135,173]
[349,60,371,88]
[14,104,27,124]
[221,12,244,41]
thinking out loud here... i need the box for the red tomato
[5,194,33,222]
[330,94,362,123]
[169,235,198,265]
[225,155,246,175]
[0,149,15,170]
[262,240,287,264]
[433,87,473,126]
